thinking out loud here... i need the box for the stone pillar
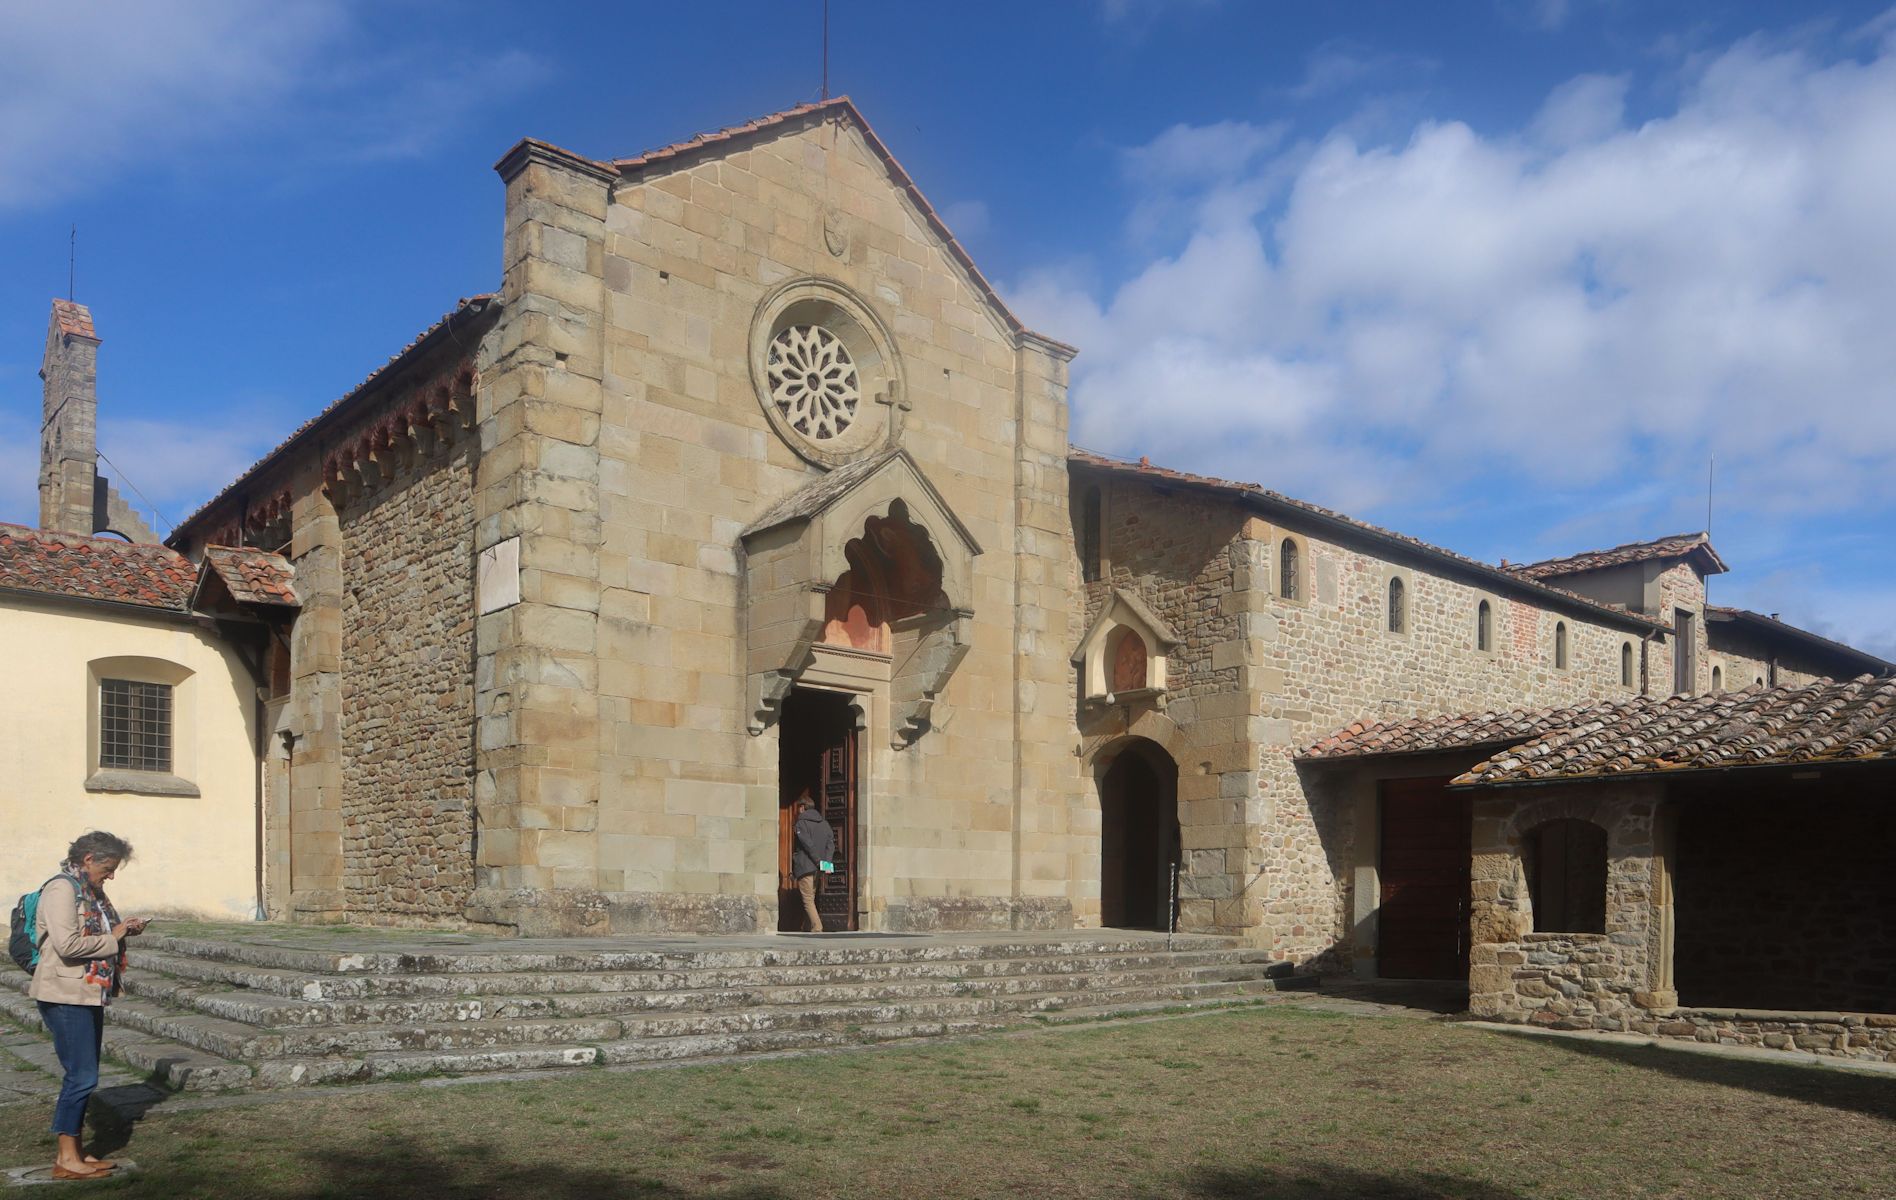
[38,300,99,536]
[285,458,345,920]
[1012,333,1084,930]
[466,140,613,935]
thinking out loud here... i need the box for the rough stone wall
[1087,476,1661,956]
[38,310,98,537]
[1628,1009,1896,1062]
[1650,560,1705,694]
[1705,619,1849,691]
[337,440,477,921]
[1467,782,1666,1028]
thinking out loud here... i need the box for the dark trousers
[37,1001,104,1137]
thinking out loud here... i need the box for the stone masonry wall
[1086,475,1664,957]
[481,110,1087,933]
[1468,783,1665,1029]
[338,438,478,921]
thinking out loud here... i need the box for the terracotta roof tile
[1457,675,1896,785]
[1509,531,1728,580]
[201,546,297,607]
[1301,698,1642,761]
[1069,448,1667,633]
[0,523,194,611]
[170,295,496,545]
[51,299,97,340]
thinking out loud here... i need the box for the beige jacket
[26,876,120,1007]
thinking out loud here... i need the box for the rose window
[766,325,860,441]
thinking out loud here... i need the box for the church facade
[27,99,1877,990]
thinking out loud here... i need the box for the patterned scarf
[57,863,124,1004]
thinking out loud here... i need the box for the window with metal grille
[100,679,172,772]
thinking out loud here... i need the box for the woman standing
[28,832,147,1181]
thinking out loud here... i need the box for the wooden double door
[777,689,859,932]
[1377,776,1472,980]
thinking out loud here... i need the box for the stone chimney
[36,300,158,542]
[38,299,100,536]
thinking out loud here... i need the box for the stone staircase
[0,930,1286,1092]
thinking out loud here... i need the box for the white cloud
[0,1,542,212]
[1287,44,1438,102]
[939,199,991,241]
[1010,27,1896,520]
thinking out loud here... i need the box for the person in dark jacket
[790,793,836,932]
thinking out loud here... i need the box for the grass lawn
[1,1006,1889,1199]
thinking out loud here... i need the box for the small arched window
[1080,487,1102,583]
[1620,642,1634,687]
[1386,577,1405,633]
[1754,676,1765,688]
[1711,666,1723,693]
[1554,622,1568,669]
[1525,819,1607,934]
[1476,600,1493,652]
[1279,538,1300,601]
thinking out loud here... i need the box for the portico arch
[1093,736,1180,931]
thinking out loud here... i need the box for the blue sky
[2,1,1892,655]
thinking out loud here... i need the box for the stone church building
[13,100,1892,1053]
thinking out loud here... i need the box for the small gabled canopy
[744,447,981,605]
[1074,587,1180,702]
[1073,588,1180,666]
[191,546,298,617]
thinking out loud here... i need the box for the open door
[777,689,859,932]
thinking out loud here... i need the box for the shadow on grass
[1166,1163,1527,1199]
[1508,1029,1896,1121]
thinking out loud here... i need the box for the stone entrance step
[0,929,1289,1092]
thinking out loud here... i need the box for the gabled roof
[198,546,298,608]
[1508,531,1728,581]
[507,98,1073,358]
[0,523,195,611]
[169,295,497,546]
[1069,448,1667,634]
[741,447,981,556]
[1457,674,1896,786]
[1706,606,1894,676]
[50,299,97,341]
[1073,587,1181,665]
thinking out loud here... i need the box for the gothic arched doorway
[1098,738,1180,931]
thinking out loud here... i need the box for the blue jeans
[37,1002,103,1137]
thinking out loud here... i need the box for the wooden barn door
[1377,777,1472,980]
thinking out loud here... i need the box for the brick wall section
[337,440,478,920]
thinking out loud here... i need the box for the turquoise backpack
[6,877,62,973]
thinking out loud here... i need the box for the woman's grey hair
[66,831,133,868]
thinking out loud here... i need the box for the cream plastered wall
[0,597,260,920]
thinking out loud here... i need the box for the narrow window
[99,679,173,773]
[1754,676,1764,688]
[1711,666,1723,693]
[1080,487,1102,583]
[1621,642,1634,687]
[1673,608,1697,695]
[1279,538,1299,601]
[1526,819,1607,934]
[1554,621,1568,669]
[1476,600,1492,652]
[1386,577,1405,633]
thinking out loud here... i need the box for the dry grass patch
[0,1006,1888,1199]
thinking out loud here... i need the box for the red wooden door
[815,726,858,932]
[1378,777,1471,980]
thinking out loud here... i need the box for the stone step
[124,960,1275,1027]
[139,932,1252,977]
[105,974,1279,1062]
[128,945,1270,1001]
[0,985,252,1092]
